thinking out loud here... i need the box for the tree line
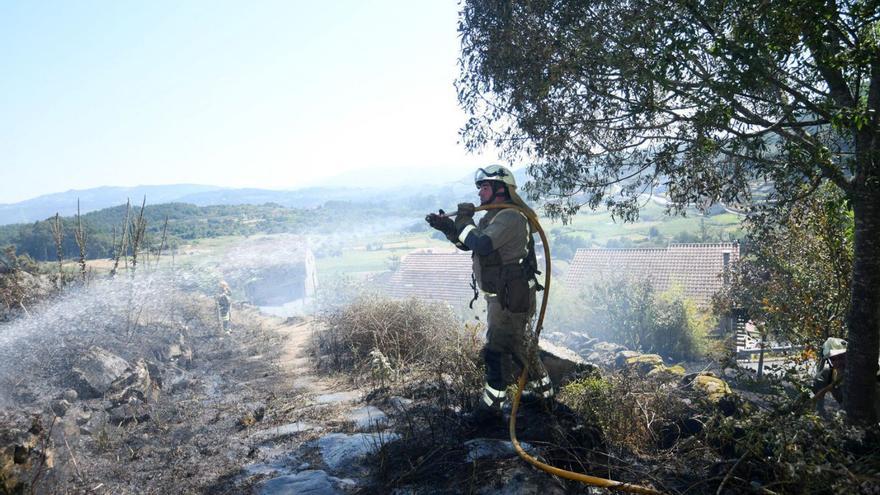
[0,201,382,262]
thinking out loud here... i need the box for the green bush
[651,288,712,361]
[703,403,880,494]
[557,278,713,361]
[559,371,691,455]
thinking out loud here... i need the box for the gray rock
[538,340,598,385]
[79,410,109,435]
[250,421,318,441]
[314,391,360,405]
[464,438,535,462]
[575,341,628,368]
[62,389,78,402]
[106,359,159,406]
[108,398,150,424]
[69,346,130,399]
[614,350,643,365]
[476,465,567,494]
[50,399,71,417]
[260,470,355,495]
[346,406,387,430]
[317,432,400,473]
[388,396,413,411]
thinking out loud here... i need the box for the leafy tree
[550,230,590,260]
[718,183,853,347]
[583,279,710,361]
[0,246,44,320]
[458,0,880,424]
[0,201,386,262]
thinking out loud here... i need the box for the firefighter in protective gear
[426,165,553,413]
[217,281,232,334]
[812,337,847,413]
[812,337,880,419]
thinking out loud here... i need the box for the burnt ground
[6,282,875,495]
[1,295,376,495]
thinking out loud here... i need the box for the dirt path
[225,314,390,493]
[272,317,356,400]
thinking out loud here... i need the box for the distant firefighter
[217,281,232,334]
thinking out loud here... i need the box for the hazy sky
[0,1,494,204]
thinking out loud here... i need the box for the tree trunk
[845,192,880,425]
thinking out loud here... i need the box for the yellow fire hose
[469,203,665,495]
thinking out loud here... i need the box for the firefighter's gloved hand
[454,203,476,234]
[457,202,475,219]
[426,209,455,237]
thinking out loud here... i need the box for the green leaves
[578,278,711,361]
[718,182,853,347]
[457,0,876,220]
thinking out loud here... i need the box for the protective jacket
[472,208,532,310]
[812,360,880,417]
[812,364,844,410]
[217,293,231,318]
[457,206,541,311]
[451,203,552,409]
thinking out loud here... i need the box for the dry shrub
[312,295,482,391]
[559,371,694,455]
[562,368,880,493]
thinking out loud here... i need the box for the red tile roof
[383,249,475,304]
[565,243,739,307]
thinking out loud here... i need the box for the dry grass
[311,295,482,395]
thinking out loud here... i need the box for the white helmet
[822,337,847,359]
[475,165,516,189]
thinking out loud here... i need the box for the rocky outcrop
[613,351,655,373]
[152,332,193,368]
[69,346,130,399]
[685,373,733,404]
[538,339,599,385]
[106,359,160,406]
[103,359,160,424]
[67,349,161,425]
[260,470,355,495]
[542,331,627,368]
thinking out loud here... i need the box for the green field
[313,201,744,281]
[314,233,448,282]
[93,200,742,285]
[548,201,742,246]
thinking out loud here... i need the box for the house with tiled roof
[383,249,476,304]
[564,242,740,308]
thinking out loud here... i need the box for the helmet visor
[475,167,510,183]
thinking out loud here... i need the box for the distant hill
[0,201,394,262]
[0,166,505,262]
[0,169,500,226]
[0,185,224,226]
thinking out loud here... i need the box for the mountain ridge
[0,167,531,226]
